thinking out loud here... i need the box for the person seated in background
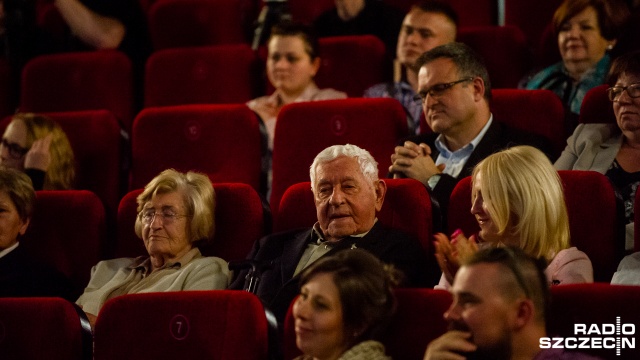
[434,146,593,290]
[424,246,601,360]
[556,50,640,252]
[364,0,458,135]
[522,0,629,135]
[77,169,229,328]
[248,21,346,150]
[0,113,75,190]
[313,0,404,62]
[230,144,431,323]
[0,167,73,299]
[389,42,552,230]
[293,249,399,360]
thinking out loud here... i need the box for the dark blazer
[406,120,553,230]
[0,244,74,300]
[230,222,433,323]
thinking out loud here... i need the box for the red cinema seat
[504,0,563,47]
[274,179,433,253]
[283,288,452,360]
[130,104,263,192]
[548,283,640,360]
[117,183,265,261]
[270,98,408,213]
[636,188,640,252]
[23,190,106,298]
[448,171,622,282]
[0,59,15,119]
[20,50,134,132]
[0,297,92,360]
[94,291,269,360]
[144,44,257,107]
[579,84,616,125]
[148,0,246,50]
[457,26,531,89]
[491,88,566,159]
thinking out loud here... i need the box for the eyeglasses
[138,209,191,225]
[413,77,475,104]
[0,138,29,159]
[607,83,640,102]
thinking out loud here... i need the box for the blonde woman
[0,113,75,190]
[434,145,593,289]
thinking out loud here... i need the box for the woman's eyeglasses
[0,138,29,159]
[607,83,640,102]
[139,209,191,225]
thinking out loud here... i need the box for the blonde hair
[134,169,215,247]
[472,146,570,261]
[12,113,75,190]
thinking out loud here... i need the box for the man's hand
[424,330,477,360]
[389,141,444,186]
[24,134,53,171]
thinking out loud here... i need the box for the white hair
[309,144,379,190]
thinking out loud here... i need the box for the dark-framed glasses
[413,77,475,104]
[607,83,640,102]
[0,138,29,159]
[139,209,191,225]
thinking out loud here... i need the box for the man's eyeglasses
[139,209,191,225]
[607,83,640,102]
[0,138,29,159]
[413,77,475,104]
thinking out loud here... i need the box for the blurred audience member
[434,146,593,290]
[522,0,629,135]
[364,0,458,135]
[555,50,640,251]
[0,167,73,299]
[293,249,399,360]
[389,43,552,230]
[77,169,229,328]
[313,0,404,62]
[0,113,75,190]
[424,246,601,360]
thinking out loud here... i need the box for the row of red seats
[2,283,639,360]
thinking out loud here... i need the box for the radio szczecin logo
[540,317,635,356]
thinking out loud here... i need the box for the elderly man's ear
[374,180,387,211]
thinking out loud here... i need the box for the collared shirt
[0,242,19,259]
[364,80,422,135]
[428,116,493,189]
[293,220,375,276]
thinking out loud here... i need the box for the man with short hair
[231,144,431,322]
[365,0,458,134]
[424,246,601,360]
[389,42,552,229]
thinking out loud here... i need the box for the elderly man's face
[444,263,521,359]
[313,156,385,242]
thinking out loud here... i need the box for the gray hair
[309,144,379,190]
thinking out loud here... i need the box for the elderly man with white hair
[230,144,430,323]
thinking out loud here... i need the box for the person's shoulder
[313,88,348,100]
[524,61,565,89]
[93,257,140,272]
[491,120,550,146]
[363,82,394,97]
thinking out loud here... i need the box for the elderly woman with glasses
[555,50,640,252]
[76,169,229,328]
[0,113,75,190]
[434,145,593,290]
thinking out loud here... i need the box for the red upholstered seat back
[147,0,246,50]
[20,50,134,132]
[270,98,408,213]
[0,297,91,360]
[504,0,563,47]
[458,26,531,89]
[635,188,640,252]
[579,84,616,124]
[283,289,452,360]
[491,89,566,158]
[117,183,265,261]
[130,104,263,192]
[94,291,269,360]
[144,44,257,107]
[274,179,433,253]
[23,190,106,297]
[448,171,622,282]
[548,284,640,360]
